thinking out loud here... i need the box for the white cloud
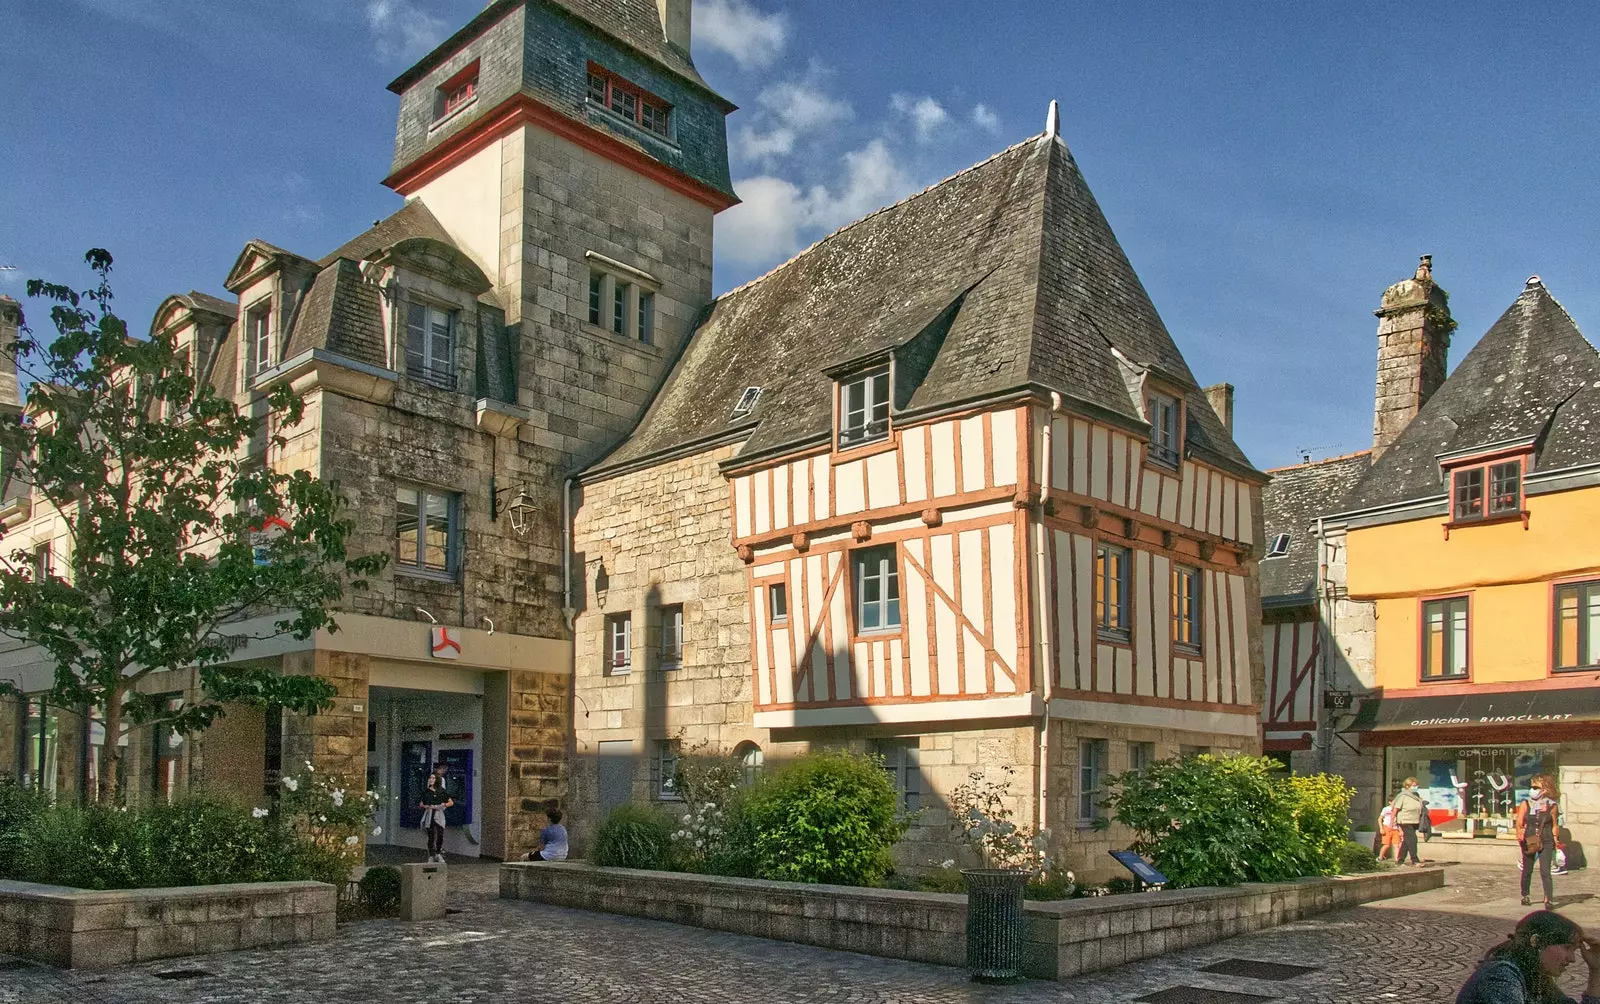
[890,94,949,143]
[734,78,853,163]
[694,0,787,69]
[719,139,915,266]
[972,103,1002,134]
[365,0,449,61]
[735,125,796,161]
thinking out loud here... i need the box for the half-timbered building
[571,113,1269,878]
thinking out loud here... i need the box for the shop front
[1348,686,1600,846]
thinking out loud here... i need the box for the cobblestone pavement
[3,863,1596,1004]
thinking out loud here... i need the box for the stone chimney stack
[1371,255,1452,458]
[656,0,691,53]
[0,296,22,416]
[1203,382,1234,435]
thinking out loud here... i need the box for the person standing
[1377,803,1402,861]
[1519,774,1561,909]
[419,773,452,863]
[1391,777,1426,867]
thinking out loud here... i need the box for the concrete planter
[0,879,337,969]
[501,862,1443,980]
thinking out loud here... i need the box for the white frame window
[738,743,765,787]
[606,613,633,675]
[245,300,272,379]
[1145,390,1181,468]
[1095,543,1131,642]
[876,739,921,811]
[653,739,680,799]
[1265,533,1290,558]
[611,281,627,335]
[637,290,655,345]
[1078,738,1108,822]
[405,301,456,390]
[659,604,683,669]
[853,545,901,633]
[838,368,890,449]
[769,582,788,624]
[395,485,459,577]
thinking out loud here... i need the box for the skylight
[732,386,762,418]
[1265,533,1290,558]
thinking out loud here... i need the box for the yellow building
[1333,273,1600,848]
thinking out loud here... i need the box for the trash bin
[962,868,1029,983]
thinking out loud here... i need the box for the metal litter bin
[962,868,1029,982]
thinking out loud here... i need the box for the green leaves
[740,750,906,886]
[0,250,384,800]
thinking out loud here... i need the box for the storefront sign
[1408,714,1575,727]
[431,626,462,660]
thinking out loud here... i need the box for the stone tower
[381,0,736,468]
[1371,255,1452,457]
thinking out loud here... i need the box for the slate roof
[1341,280,1600,512]
[284,259,388,369]
[1259,451,1371,602]
[592,134,1258,479]
[318,201,454,269]
[183,291,236,318]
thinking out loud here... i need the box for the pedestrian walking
[524,806,568,862]
[419,772,452,863]
[1390,777,1426,866]
[1377,803,1402,861]
[1519,774,1562,909]
[1456,910,1600,1003]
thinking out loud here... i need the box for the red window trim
[1444,451,1530,531]
[1551,575,1600,675]
[435,60,480,121]
[586,62,672,136]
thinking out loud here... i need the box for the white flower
[331,789,345,807]
[282,777,299,792]
[305,761,315,772]
[681,815,692,825]
[695,839,704,848]
[345,835,359,846]
[941,859,955,869]
[318,815,327,823]
[372,826,382,836]
[252,807,269,819]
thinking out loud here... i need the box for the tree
[0,250,385,802]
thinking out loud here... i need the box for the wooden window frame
[586,64,672,139]
[1553,577,1600,673]
[768,582,788,625]
[1095,542,1132,644]
[404,299,457,391]
[875,739,922,812]
[659,604,684,670]
[1172,564,1202,654]
[1144,388,1183,470]
[1445,453,1530,529]
[1077,737,1108,823]
[433,61,480,123]
[394,484,460,579]
[1419,594,1471,682]
[836,367,891,451]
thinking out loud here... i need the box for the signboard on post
[1109,850,1168,887]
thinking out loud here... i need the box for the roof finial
[1526,274,1543,289]
[1045,99,1059,139]
[1414,254,1432,282]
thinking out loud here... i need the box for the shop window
[1095,543,1131,642]
[395,485,460,577]
[875,739,921,812]
[1077,738,1108,822]
[1144,390,1181,468]
[837,368,890,448]
[659,604,683,669]
[1555,579,1600,671]
[1128,740,1156,774]
[1171,564,1201,653]
[1387,745,1557,824]
[404,301,456,391]
[853,545,901,633]
[605,613,632,675]
[651,739,680,800]
[1421,597,1470,680]
[768,582,788,624]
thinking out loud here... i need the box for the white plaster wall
[413,137,504,282]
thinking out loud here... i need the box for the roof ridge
[1265,448,1372,474]
[712,132,1054,304]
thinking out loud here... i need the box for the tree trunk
[98,690,123,804]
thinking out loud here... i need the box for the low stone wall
[0,879,337,969]
[501,863,1442,979]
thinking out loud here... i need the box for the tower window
[404,301,456,391]
[588,273,603,327]
[611,282,627,335]
[637,291,655,345]
[587,64,672,139]
[433,61,479,122]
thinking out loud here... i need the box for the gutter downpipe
[562,476,577,631]
[1315,515,1332,774]
[1034,393,1062,836]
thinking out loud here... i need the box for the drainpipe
[1315,516,1332,774]
[1034,392,1063,836]
[562,476,577,631]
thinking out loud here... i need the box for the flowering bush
[668,744,748,872]
[948,766,1049,875]
[270,761,383,877]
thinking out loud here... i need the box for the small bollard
[400,862,447,921]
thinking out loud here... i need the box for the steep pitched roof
[592,134,1256,478]
[284,260,388,369]
[1342,280,1600,511]
[1259,451,1371,602]
[319,201,455,269]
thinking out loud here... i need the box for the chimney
[1371,255,1451,458]
[656,0,690,53]
[0,295,22,415]
[1203,382,1234,435]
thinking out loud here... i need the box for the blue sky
[2,1,1597,470]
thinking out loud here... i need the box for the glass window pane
[1450,601,1469,674]
[612,284,626,334]
[1557,588,1580,668]
[424,493,450,570]
[588,273,603,325]
[396,487,419,565]
[1585,586,1600,666]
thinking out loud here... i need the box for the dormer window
[732,387,762,418]
[1265,533,1290,558]
[587,65,672,139]
[434,62,479,122]
[405,301,456,391]
[838,368,890,449]
[1145,390,1181,468]
[245,300,272,379]
[1451,459,1523,522]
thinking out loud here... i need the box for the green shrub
[919,866,968,894]
[1103,754,1353,889]
[1025,871,1079,901]
[1338,840,1380,874]
[359,865,403,911]
[0,779,49,881]
[739,749,906,886]
[593,804,675,870]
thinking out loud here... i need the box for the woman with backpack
[1519,774,1562,909]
